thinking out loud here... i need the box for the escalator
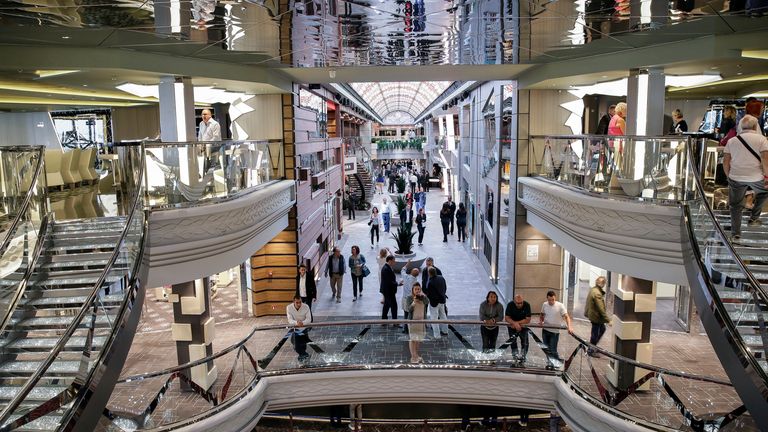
[0,145,148,431]
[683,142,768,430]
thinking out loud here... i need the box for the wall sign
[526,244,539,262]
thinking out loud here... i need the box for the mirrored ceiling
[350,81,451,121]
[0,0,760,68]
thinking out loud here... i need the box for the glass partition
[373,137,426,152]
[101,319,752,431]
[143,140,282,208]
[531,135,693,202]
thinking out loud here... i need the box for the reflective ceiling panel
[350,81,451,120]
[1,0,760,68]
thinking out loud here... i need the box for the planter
[391,251,427,273]
[617,178,643,197]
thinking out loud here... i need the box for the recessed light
[737,72,744,75]
[61,36,70,39]
[82,84,88,87]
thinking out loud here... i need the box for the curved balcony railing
[373,137,426,152]
[531,135,695,203]
[143,140,283,209]
[0,143,149,431]
[102,319,750,431]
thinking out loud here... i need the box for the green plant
[396,177,406,193]
[390,223,416,255]
[394,195,407,215]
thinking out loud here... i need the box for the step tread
[22,294,123,307]
[0,336,108,351]
[11,315,114,329]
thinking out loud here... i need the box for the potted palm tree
[389,223,425,272]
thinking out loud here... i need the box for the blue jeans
[728,178,768,236]
[542,329,561,361]
[382,213,391,232]
[507,328,529,359]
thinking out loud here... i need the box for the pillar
[608,275,655,391]
[625,68,665,136]
[158,76,195,142]
[169,278,218,391]
[154,0,191,36]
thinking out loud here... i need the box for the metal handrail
[0,143,148,426]
[118,319,731,386]
[0,146,45,257]
[681,139,768,383]
[0,214,50,337]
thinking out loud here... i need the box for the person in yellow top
[585,276,610,357]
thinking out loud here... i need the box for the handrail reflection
[0,146,45,256]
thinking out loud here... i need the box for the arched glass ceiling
[350,81,451,124]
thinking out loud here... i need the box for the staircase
[348,163,374,207]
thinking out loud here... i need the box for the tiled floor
[104,188,754,430]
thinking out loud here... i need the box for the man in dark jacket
[595,105,615,135]
[325,247,346,303]
[445,196,457,235]
[296,264,317,312]
[421,257,442,290]
[426,267,448,337]
[380,255,399,322]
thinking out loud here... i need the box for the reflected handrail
[0,146,45,256]
[0,143,149,430]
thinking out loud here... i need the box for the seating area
[44,147,99,189]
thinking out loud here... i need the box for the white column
[626,68,665,136]
[158,76,196,142]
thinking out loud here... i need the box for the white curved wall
[518,177,688,285]
[146,180,295,287]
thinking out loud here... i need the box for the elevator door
[674,285,692,332]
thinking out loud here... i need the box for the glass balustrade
[373,137,426,152]
[101,319,752,431]
[532,135,694,202]
[143,140,283,208]
[0,146,48,335]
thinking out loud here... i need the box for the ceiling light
[742,50,768,60]
[61,36,70,39]
[34,70,79,79]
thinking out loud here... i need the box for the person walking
[595,104,615,135]
[346,190,356,220]
[388,170,397,193]
[479,291,504,352]
[400,202,414,229]
[416,207,427,246]
[380,255,399,323]
[446,196,457,235]
[439,203,451,242]
[539,290,573,365]
[295,264,317,312]
[723,115,768,242]
[348,246,366,302]
[425,267,448,338]
[325,247,346,303]
[421,257,442,290]
[405,283,428,363]
[376,171,386,194]
[585,276,610,357]
[504,294,531,363]
[369,207,381,248]
[456,202,467,242]
[669,109,688,134]
[381,197,391,233]
[409,171,418,193]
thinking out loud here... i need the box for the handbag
[361,264,371,277]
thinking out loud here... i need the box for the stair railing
[681,136,768,429]
[0,146,49,336]
[0,142,149,431]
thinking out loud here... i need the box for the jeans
[382,293,398,319]
[728,177,768,236]
[449,215,455,234]
[429,303,448,336]
[382,213,391,232]
[351,274,364,297]
[370,224,379,244]
[292,330,309,358]
[417,224,425,244]
[507,328,529,360]
[457,223,466,242]
[330,274,343,299]
[348,205,356,220]
[590,322,606,346]
[481,326,499,351]
[542,329,561,361]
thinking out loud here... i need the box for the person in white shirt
[409,173,418,193]
[399,259,421,334]
[539,290,573,365]
[724,115,768,240]
[286,296,312,361]
[381,197,392,233]
[198,109,222,141]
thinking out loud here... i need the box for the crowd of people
[288,250,592,366]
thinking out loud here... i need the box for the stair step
[0,385,68,401]
[43,243,117,253]
[11,315,114,330]
[0,275,122,288]
[21,294,123,309]
[0,336,108,352]
[0,361,82,377]
[3,412,65,431]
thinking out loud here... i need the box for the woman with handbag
[348,245,367,302]
[415,207,427,246]
[369,207,380,248]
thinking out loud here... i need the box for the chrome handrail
[0,142,148,427]
[681,140,768,383]
[0,146,46,257]
[0,214,50,337]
